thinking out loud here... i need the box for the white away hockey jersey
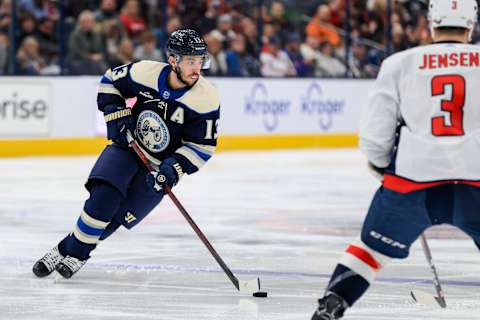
[360,42,480,192]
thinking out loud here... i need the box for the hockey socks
[326,264,369,306]
[326,241,391,306]
[59,182,123,260]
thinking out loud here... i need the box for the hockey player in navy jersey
[311,1,480,319]
[32,29,220,279]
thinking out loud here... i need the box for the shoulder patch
[130,61,168,91]
[177,76,220,114]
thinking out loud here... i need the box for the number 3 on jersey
[431,74,465,136]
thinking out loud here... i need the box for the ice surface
[1,150,479,320]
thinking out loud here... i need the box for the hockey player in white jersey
[312,1,480,319]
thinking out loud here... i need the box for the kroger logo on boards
[244,82,290,132]
[301,82,345,131]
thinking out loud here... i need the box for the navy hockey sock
[327,264,370,306]
[59,182,123,260]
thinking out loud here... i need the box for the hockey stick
[126,132,265,297]
[410,234,446,308]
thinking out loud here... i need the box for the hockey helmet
[428,0,478,38]
[166,29,210,69]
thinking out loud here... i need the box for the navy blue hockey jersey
[97,61,220,175]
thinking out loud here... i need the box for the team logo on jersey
[244,82,290,132]
[136,110,170,153]
[162,90,171,99]
[301,82,345,131]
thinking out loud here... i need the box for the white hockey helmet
[428,0,478,39]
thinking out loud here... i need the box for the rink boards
[0,77,372,156]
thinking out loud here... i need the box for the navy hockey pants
[87,143,164,231]
[360,184,480,259]
[59,144,165,260]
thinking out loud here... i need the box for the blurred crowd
[0,0,477,78]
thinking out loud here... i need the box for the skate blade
[411,290,446,308]
[53,273,64,283]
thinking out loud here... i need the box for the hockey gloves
[103,104,135,147]
[146,158,184,193]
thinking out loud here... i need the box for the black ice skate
[55,256,87,279]
[32,246,64,277]
[311,292,349,320]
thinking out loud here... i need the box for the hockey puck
[253,291,268,298]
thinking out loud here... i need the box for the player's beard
[175,66,199,87]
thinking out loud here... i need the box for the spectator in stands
[174,1,204,29]
[19,0,48,20]
[406,14,430,47]
[33,17,58,65]
[0,0,11,34]
[316,41,346,77]
[392,22,407,52]
[67,10,107,74]
[348,38,378,78]
[285,32,313,77]
[362,11,384,44]
[101,18,124,68]
[198,0,222,35]
[261,23,277,45]
[17,13,36,45]
[211,13,236,49]
[16,36,45,75]
[94,0,120,23]
[226,33,260,77]
[134,30,162,61]
[94,0,127,38]
[154,14,181,53]
[263,1,292,42]
[327,0,344,28]
[0,32,8,74]
[300,35,321,73]
[109,37,135,67]
[239,16,259,56]
[62,0,96,19]
[306,4,341,48]
[204,31,228,76]
[300,35,345,77]
[119,0,147,43]
[260,35,296,77]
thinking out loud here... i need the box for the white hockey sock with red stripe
[339,241,391,283]
[325,240,392,306]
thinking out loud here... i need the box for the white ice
[1,149,479,320]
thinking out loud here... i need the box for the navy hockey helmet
[166,29,210,69]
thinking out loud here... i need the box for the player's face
[176,56,204,86]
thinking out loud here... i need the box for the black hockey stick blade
[410,290,447,308]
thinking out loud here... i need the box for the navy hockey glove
[103,104,135,147]
[146,158,184,193]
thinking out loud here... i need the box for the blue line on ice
[10,257,480,287]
